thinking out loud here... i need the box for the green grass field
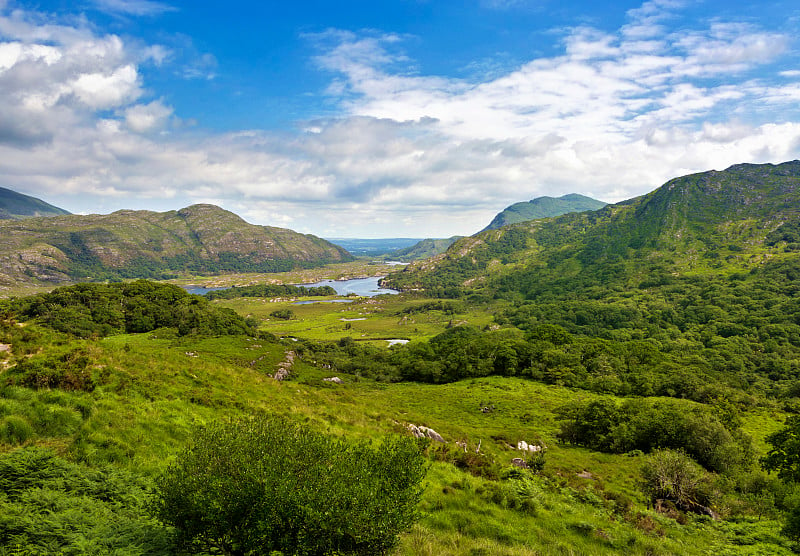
[0,266,796,554]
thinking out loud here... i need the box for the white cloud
[123,99,173,132]
[1,1,800,237]
[92,0,176,16]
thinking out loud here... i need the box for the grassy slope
[1,289,793,555]
[0,204,352,287]
[0,186,70,219]
[483,193,607,231]
[387,161,800,293]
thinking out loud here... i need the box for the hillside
[482,193,606,231]
[387,161,800,295]
[387,236,463,261]
[0,186,70,220]
[0,203,352,286]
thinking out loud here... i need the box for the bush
[269,308,295,320]
[153,415,427,556]
[641,449,714,515]
[0,416,34,444]
[0,447,173,553]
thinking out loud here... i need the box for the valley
[1,162,800,554]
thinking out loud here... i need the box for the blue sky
[1,0,799,237]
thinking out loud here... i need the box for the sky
[1,1,799,238]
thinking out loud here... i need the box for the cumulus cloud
[1,1,800,237]
[123,99,173,132]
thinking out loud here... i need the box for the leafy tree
[762,415,800,484]
[153,416,427,556]
[641,449,714,515]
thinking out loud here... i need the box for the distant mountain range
[482,193,606,231]
[0,186,70,220]
[385,161,800,295]
[0,204,352,286]
[388,237,464,261]
[325,238,424,256]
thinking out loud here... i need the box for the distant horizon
[2,1,799,237]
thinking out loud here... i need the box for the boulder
[407,424,445,443]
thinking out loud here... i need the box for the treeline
[373,252,800,405]
[297,317,798,406]
[9,280,254,338]
[204,283,336,300]
[556,398,752,473]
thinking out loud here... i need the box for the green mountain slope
[386,161,800,295]
[388,236,464,261]
[0,203,353,286]
[482,193,606,231]
[0,186,70,219]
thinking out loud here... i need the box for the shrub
[152,415,427,556]
[0,416,34,445]
[269,308,295,320]
[641,449,714,516]
[0,447,173,553]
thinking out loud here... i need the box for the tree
[762,415,800,542]
[641,449,714,516]
[152,416,427,556]
[762,415,800,484]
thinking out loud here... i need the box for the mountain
[0,204,353,286]
[385,161,800,295]
[387,236,464,261]
[325,238,424,256]
[0,186,70,220]
[482,193,606,231]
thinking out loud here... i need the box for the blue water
[298,277,398,297]
[183,277,398,298]
[183,286,228,295]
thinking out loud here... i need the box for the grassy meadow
[0,266,796,555]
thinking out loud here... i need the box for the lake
[184,277,398,298]
[299,277,398,297]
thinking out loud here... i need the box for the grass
[0,283,795,554]
[218,292,498,343]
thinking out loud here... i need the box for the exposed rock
[407,424,445,443]
[322,376,343,384]
[272,350,295,381]
[576,470,593,479]
[517,440,545,453]
[511,458,528,469]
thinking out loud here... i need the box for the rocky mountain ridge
[0,204,352,287]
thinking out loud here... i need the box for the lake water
[184,277,399,298]
[299,277,398,297]
[183,286,228,295]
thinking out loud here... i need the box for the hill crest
[0,186,70,220]
[0,204,352,287]
[482,193,606,231]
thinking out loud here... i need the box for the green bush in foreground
[153,416,427,556]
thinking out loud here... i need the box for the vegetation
[388,237,463,261]
[0,447,173,554]
[154,416,426,556]
[0,186,70,220]
[2,162,800,553]
[9,280,254,338]
[482,193,606,231]
[0,203,352,286]
[204,283,337,300]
